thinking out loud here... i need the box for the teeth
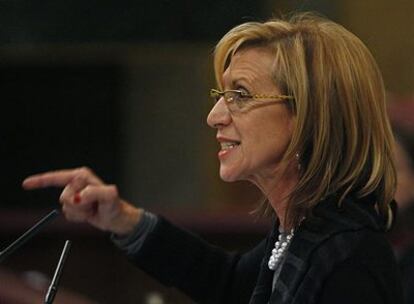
[220,142,240,150]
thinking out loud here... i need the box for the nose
[207,98,232,128]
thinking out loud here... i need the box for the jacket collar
[249,194,384,304]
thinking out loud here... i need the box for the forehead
[222,46,276,87]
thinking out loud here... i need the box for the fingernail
[74,193,81,204]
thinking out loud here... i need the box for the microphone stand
[0,209,73,302]
[44,240,72,304]
[0,209,59,263]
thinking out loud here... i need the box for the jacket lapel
[249,220,279,304]
[268,195,383,304]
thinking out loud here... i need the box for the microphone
[44,240,72,304]
[0,209,60,263]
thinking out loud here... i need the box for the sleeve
[319,259,385,304]
[126,217,266,304]
[111,211,158,255]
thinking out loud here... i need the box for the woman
[23,13,402,303]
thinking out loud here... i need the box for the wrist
[110,201,143,236]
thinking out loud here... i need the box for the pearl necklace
[268,229,294,271]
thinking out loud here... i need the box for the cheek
[242,120,292,163]
[234,107,294,167]
[253,112,293,142]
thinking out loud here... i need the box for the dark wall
[0,0,267,44]
[1,64,122,208]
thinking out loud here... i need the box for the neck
[250,163,299,230]
[268,177,297,230]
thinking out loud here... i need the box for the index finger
[22,168,101,189]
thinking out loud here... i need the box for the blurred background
[0,0,413,303]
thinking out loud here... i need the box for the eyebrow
[229,76,253,89]
[222,66,259,89]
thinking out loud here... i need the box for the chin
[219,167,243,182]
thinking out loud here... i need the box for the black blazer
[127,196,403,304]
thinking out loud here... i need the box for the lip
[216,136,241,160]
[218,147,238,160]
[216,136,241,143]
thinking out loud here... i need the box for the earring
[295,152,302,171]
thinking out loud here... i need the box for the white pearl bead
[268,230,295,271]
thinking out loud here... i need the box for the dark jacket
[128,195,403,303]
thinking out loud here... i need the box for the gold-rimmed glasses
[210,89,294,113]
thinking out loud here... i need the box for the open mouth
[220,141,241,151]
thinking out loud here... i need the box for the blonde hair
[214,12,397,228]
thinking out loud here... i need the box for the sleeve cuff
[111,211,158,255]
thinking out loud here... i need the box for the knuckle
[80,166,91,173]
[62,207,85,222]
[65,212,75,221]
[77,166,93,178]
[67,213,81,222]
[59,192,68,204]
[107,185,119,198]
[62,204,70,214]
[82,185,93,196]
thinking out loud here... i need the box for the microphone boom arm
[0,209,59,263]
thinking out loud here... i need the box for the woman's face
[207,47,295,185]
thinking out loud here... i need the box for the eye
[236,86,250,97]
[236,86,252,103]
[225,81,253,109]
[234,87,252,107]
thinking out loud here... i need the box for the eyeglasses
[210,89,294,113]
